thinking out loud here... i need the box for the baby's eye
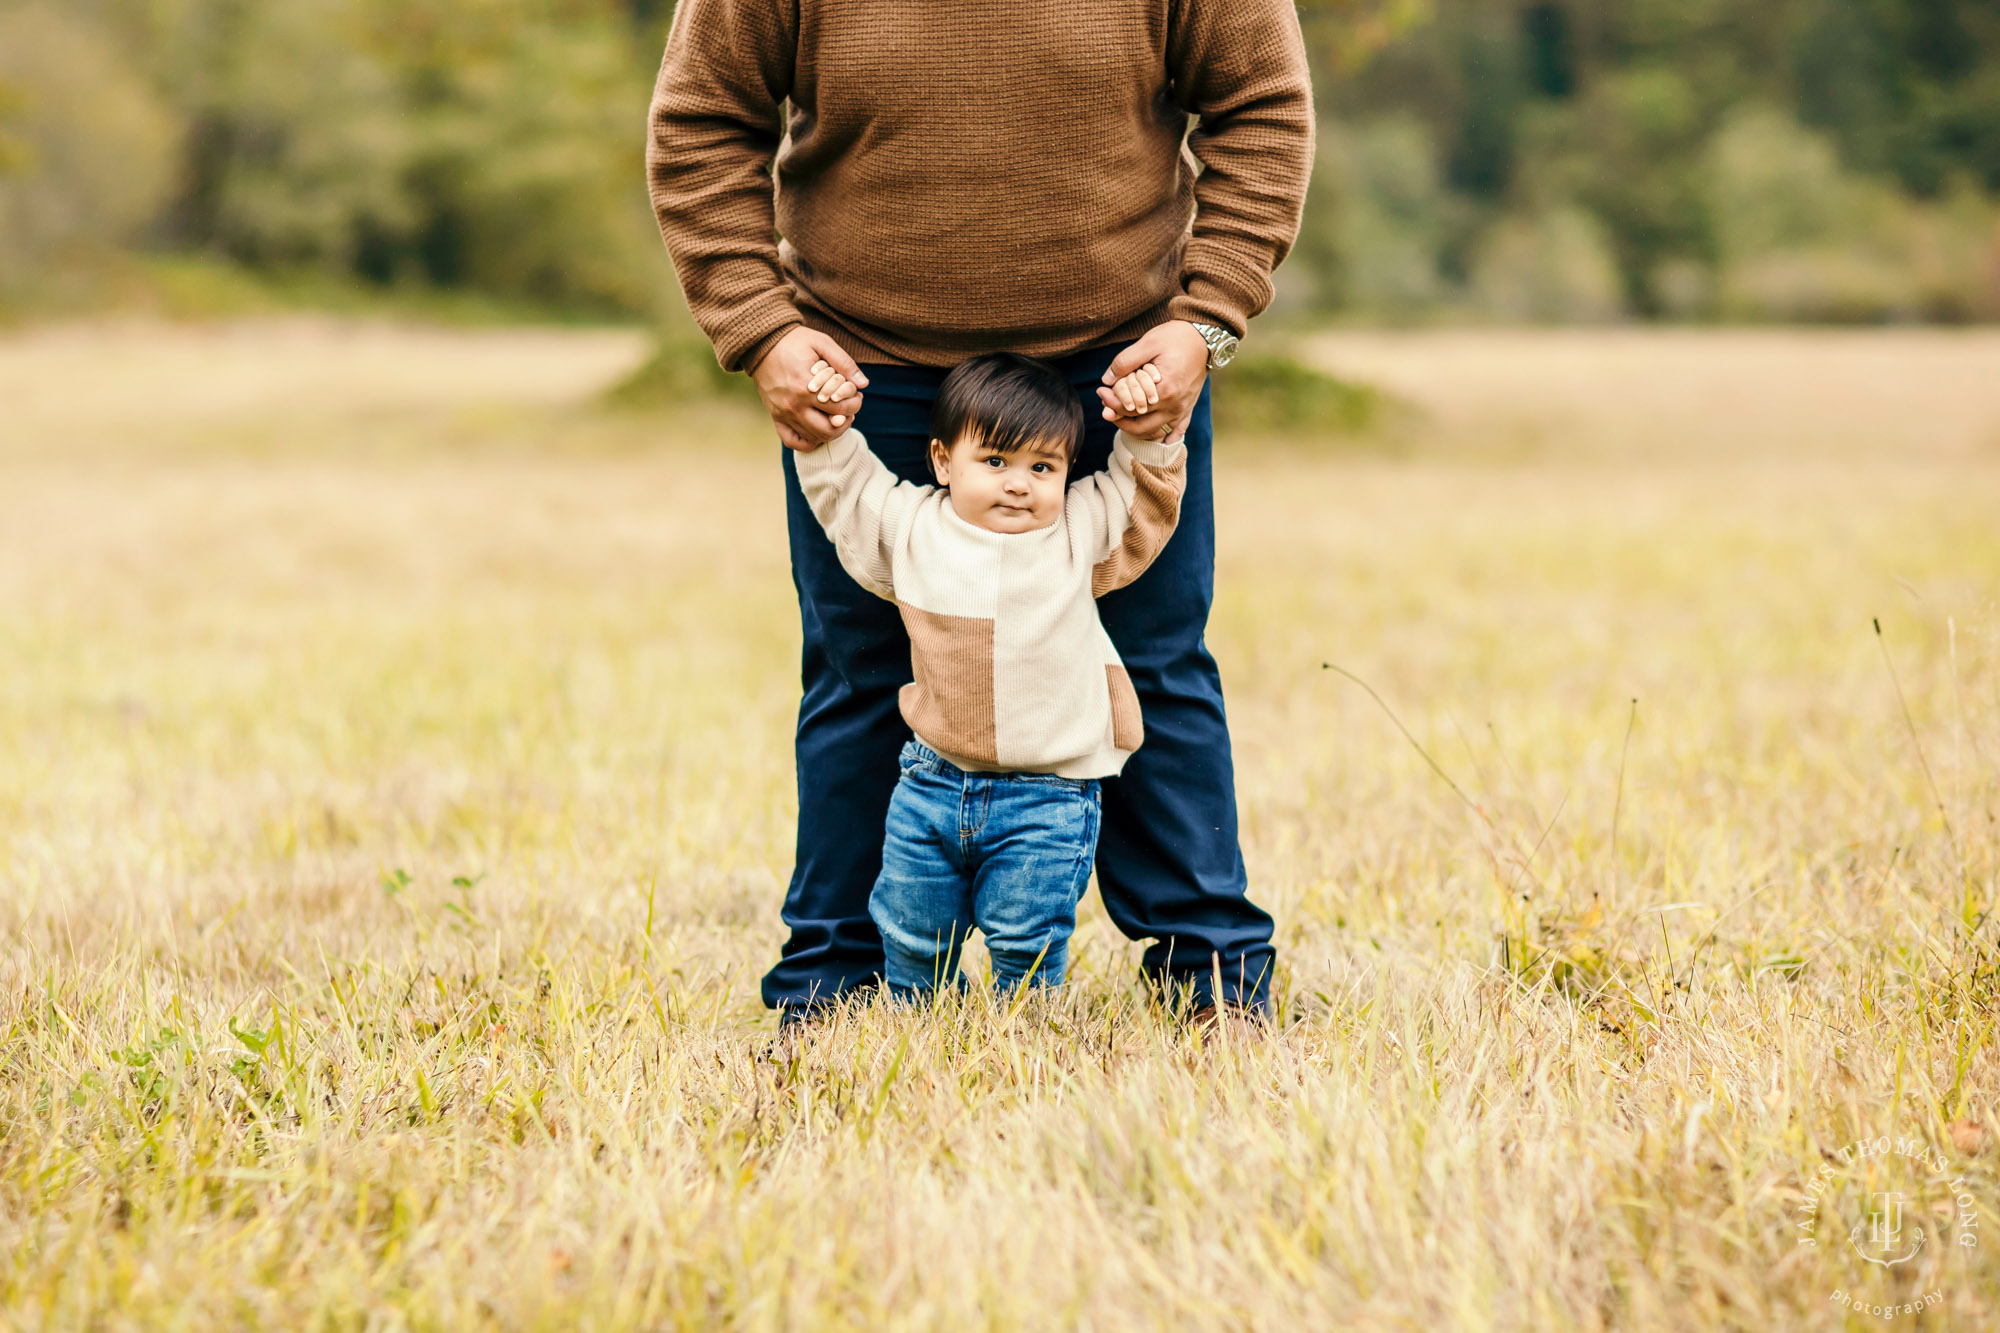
[984,456,1007,468]
[1032,463,1053,474]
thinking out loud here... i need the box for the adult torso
[775,0,1196,364]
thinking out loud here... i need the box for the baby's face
[929,431,1070,534]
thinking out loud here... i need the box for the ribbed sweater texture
[647,0,1316,372]
[795,427,1187,778]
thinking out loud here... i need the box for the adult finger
[1101,333,1163,385]
[798,400,855,435]
[779,411,832,445]
[808,333,869,390]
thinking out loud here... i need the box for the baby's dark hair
[930,352,1084,465]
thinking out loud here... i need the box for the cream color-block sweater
[796,428,1187,779]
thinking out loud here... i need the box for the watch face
[1192,322,1238,367]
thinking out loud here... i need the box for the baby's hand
[1109,363,1163,417]
[805,360,859,429]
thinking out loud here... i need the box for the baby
[792,351,1185,998]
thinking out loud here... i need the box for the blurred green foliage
[0,4,179,289]
[1293,0,2000,322]
[603,328,758,407]
[2,0,1998,325]
[1211,350,1394,439]
[0,0,678,316]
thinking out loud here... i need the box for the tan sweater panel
[647,0,1315,372]
[794,428,1186,777]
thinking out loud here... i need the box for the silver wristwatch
[1189,321,1240,370]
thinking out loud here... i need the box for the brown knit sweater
[647,0,1315,372]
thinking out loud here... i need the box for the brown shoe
[1188,1001,1267,1042]
[762,1003,833,1064]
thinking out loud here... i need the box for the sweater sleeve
[647,0,805,374]
[793,429,934,601]
[1068,433,1188,597]
[1164,0,1317,338]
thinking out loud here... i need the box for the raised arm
[646,0,803,375]
[1069,433,1189,597]
[1165,0,1317,338]
[793,431,934,601]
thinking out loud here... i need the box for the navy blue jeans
[773,341,1276,1015]
[873,740,1101,996]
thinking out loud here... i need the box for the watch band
[1189,321,1240,370]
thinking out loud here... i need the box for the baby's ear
[927,437,952,486]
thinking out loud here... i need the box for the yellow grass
[2,320,1999,1329]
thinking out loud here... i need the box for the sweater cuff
[736,319,802,377]
[1117,432,1187,469]
[1165,291,1248,341]
[793,425,864,473]
[711,290,806,374]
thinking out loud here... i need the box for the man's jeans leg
[766,365,948,1013]
[1062,349,1279,1013]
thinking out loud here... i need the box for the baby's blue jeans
[870,739,1102,996]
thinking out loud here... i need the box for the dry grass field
[3,319,1999,1330]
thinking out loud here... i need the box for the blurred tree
[355,0,668,312]
[1298,0,1436,77]
[157,0,411,269]
[1522,3,1578,99]
[1706,107,1857,259]
[1922,71,2000,189]
[1902,0,1978,81]
[1791,0,2000,193]
[1567,67,1720,314]
[1794,0,1902,173]
[24,0,671,314]
[1469,205,1624,321]
[1293,116,1459,315]
[1444,17,1521,201]
[5,0,1997,324]
[0,82,31,178]
[0,4,180,286]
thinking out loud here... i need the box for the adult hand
[751,326,870,451]
[1097,320,1208,442]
